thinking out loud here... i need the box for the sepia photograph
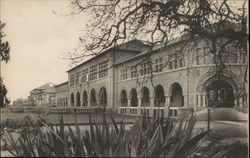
[0,0,248,157]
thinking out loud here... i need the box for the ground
[0,108,248,157]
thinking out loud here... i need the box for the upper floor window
[155,58,163,72]
[131,66,137,78]
[89,64,98,81]
[81,68,88,82]
[196,48,203,65]
[204,47,211,64]
[99,60,108,78]
[120,68,127,80]
[177,51,185,68]
[169,53,177,70]
[75,72,81,85]
[140,63,150,76]
[70,74,75,86]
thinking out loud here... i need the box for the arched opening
[206,80,234,107]
[141,87,150,106]
[70,93,74,106]
[170,83,183,107]
[130,88,138,107]
[76,92,81,106]
[99,87,107,106]
[90,89,97,106]
[154,85,165,107]
[120,90,128,106]
[82,90,88,106]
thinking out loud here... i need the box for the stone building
[29,83,56,107]
[57,33,247,117]
[55,81,68,107]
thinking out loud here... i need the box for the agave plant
[1,111,243,157]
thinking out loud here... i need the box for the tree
[0,22,10,63]
[69,0,248,109]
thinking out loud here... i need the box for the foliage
[70,0,248,61]
[0,21,10,62]
[1,112,243,157]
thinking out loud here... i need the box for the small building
[29,83,56,107]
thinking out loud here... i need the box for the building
[13,98,29,106]
[56,31,247,117]
[29,83,56,107]
[55,81,68,107]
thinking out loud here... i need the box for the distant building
[13,98,29,106]
[29,83,56,107]
[55,81,68,107]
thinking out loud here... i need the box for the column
[239,97,243,107]
[197,94,201,107]
[183,94,187,107]
[234,98,238,107]
[149,96,154,117]
[127,97,131,114]
[165,95,170,117]
[202,93,207,107]
[165,96,169,107]
[137,97,142,115]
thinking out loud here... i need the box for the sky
[0,0,247,102]
[1,0,89,101]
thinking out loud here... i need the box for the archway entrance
[154,85,165,107]
[90,89,97,106]
[99,87,107,106]
[141,87,150,106]
[130,88,138,107]
[206,80,234,107]
[82,91,88,106]
[120,90,128,106]
[170,83,183,107]
[70,93,74,106]
[76,92,81,106]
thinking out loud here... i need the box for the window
[239,48,246,63]
[120,68,127,80]
[99,60,108,78]
[131,66,137,78]
[169,53,178,70]
[229,46,238,63]
[176,51,185,68]
[196,48,203,65]
[81,68,88,82]
[70,74,75,86]
[204,47,211,64]
[140,63,150,76]
[155,58,163,72]
[75,72,81,85]
[89,64,98,81]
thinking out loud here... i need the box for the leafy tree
[0,21,10,63]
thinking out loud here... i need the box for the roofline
[115,36,188,66]
[66,39,151,73]
[55,81,68,87]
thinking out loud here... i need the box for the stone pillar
[127,97,131,107]
[137,97,142,115]
[234,98,238,107]
[202,93,207,107]
[239,97,243,107]
[183,94,187,107]
[149,96,154,117]
[165,96,169,107]
[165,96,169,117]
[197,94,201,107]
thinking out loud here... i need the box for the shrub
[1,112,242,157]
